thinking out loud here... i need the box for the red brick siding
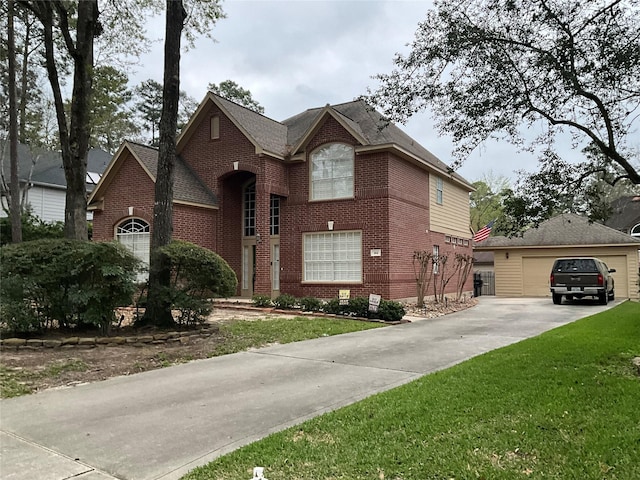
[92,151,217,257]
[95,104,472,300]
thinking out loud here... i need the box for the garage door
[522,257,556,297]
[522,255,629,298]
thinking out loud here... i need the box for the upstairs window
[631,223,640,237]
[310,143,354,201]
[436,177,444,205]
[210,116,220,140]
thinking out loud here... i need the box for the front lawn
[184,301,640,480]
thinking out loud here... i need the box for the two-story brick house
[89,92,474,300]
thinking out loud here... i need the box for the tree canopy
[368,0,640,188]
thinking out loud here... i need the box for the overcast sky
[132,0,546,185]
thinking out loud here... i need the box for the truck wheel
[552,293,562,305]
[598,292,608,305]
[608,289,615,301]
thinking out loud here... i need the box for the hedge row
[252,293,406,322]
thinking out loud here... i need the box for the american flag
[473,219,495,243]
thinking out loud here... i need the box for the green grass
[184,302,640,480]
[0,358,88,398]
[208,317,384,356]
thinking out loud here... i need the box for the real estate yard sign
[339,289,350,306]
[368,294,381,313]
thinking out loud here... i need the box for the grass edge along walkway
[184,301,640,480]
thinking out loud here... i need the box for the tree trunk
[140,0,186,327]
[8,0,23,243]
[24,0,98,240]
[63,0,98,240]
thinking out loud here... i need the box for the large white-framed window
[310,143,354,201]
[116,218,150,281]
[631,223,640,237]
[303,230,362,282]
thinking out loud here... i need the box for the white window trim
[309,143,354,201]
[303,230,362,283]
[435,177,444,205]
[116,218,150,282]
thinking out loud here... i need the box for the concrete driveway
[0,297,620,480]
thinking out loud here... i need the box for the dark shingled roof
[1,144,111,192]
[476,213,640,248]
[126,142,217,207]
[279,99,470,186]
[210,94,472,189]
[604,196,640,233]
[214,95,288,156]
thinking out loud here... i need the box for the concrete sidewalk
[0,297,619,480]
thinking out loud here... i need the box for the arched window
[631,223,640,237]
[116,218,150,281]
[310,143,354,200]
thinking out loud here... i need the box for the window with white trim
[244,182,256,237]
[303,231,362,282]
[310,143,354,200]
[433,245,440,274]
[270,195,280,236]
[436,177,444,205]
[116,218,150,281]
[631,223,640,237]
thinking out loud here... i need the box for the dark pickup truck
[549,257,615,305]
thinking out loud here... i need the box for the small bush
[272,293,297,310]
[379,300,406,322]
[0,239,141,334]
[299,296,322,312]
[158,241,238,327]
[322,297,343,315]
[347,296,370,318]
[252,294,273,308]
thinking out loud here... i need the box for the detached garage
[475,214,640,300]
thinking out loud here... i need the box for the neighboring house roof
[604,195,640,233]
[90,141,217,209]
[475,213,640,249]
[178,93,474,191]
[1,143,111,192]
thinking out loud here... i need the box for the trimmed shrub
[272,293,297,310]
[299,296,322,312]
[252,294,273,308]
[0,239,140,334]
[322,297,343,315]
[347,296,371,318]
[320,296,406,322]
[379,300,406,322]
[158,241,238,326]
